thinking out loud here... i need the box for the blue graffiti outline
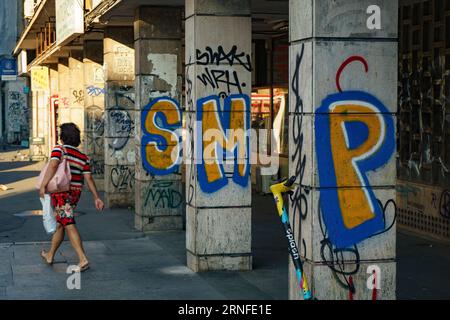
[315,91,395,249]
[196,94,251,194]
[141,97,182,176]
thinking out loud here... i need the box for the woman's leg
[42,223,65,263]
[65,224,89,267]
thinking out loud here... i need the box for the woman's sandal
[76,263,90,273]
[40,250,53,266]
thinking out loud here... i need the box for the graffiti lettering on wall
[290,44,309,238]
[7,91,28,136]
[319,198,396,295]
[185,59,196,205]
[196,46,252,71]
[73,89,84,105]
[91,159,105,176]
[114,46,134,75]
[144,181,182,209]
[141,97,182,176]
[86,105,105,173]
[107,107,134,151]
[87,85,105,97]
[86,105,105,136]
[111,165,134,191]
[315,56,396,249]
[196,46,252,98]
[196,94,250,193]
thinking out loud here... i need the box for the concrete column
[4,78,29,144]
[84,40,105,191]
[104,27,136,208]
[49,66,59,147]
[134,7,184,231]
[68,52,85,143]
[30,66,50,160]
[288,0,398,299]
[57,58,70,126]
[185,0,253,271]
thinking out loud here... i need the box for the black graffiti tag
[90,159,105,175]
[107,107,134,151]
[290,44,309,235]
[144,181,182,209]
[197,68,246,95]
[111,166,134,191]
[196,45,252,72]
[73,90,84,104]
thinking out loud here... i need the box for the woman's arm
[85,173,104,211]
[39,160,59,198]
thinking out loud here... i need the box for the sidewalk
[1,148,450,299]
[0,148,286,300]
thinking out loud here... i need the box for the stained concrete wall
[84,40,105,191]
[68,53,85,144]
[57,58,70,127]
[134,6,184,231]
[288,0,398,300]
[104,27,136,208]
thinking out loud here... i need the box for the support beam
[288,0,398,300]
[185,0,253,272]
[84,40,106,191]
[103,26,136,208]
[134,6,184,231]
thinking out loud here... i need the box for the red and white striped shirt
[50,145,91,188]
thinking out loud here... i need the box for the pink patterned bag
[36,146,72,194]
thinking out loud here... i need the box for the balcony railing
[36,18,56,56]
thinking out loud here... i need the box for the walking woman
[39,123,104,272]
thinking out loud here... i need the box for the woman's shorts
[50,188,82,227]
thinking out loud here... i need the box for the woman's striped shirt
[50,145,91,188]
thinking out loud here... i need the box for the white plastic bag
[40,194,56,235]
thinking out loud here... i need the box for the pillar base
[135,214,183,232]
[105,192,134,208]
[187,250,252,272]
[289,260,396,300]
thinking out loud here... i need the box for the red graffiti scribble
[348,276,354,300]
[335,56,369,93]
[60,97,69,107]
[372,270,378,301]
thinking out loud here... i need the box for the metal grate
[398,0,450,240]
[398,207,450,238]
[398,0,450,187]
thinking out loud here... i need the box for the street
[0,147,449,299]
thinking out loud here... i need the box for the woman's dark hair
[60,123,81,147]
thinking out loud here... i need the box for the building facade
[0,0,29,147]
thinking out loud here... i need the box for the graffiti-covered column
[4,78,29,145]
[185,0,252,271]
[104,27,136,208]
[288,0,398,299]
[84,40,105,191]
[134,7,184,231]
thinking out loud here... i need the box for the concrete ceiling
[91,0,288,37]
